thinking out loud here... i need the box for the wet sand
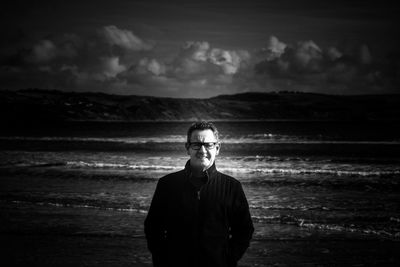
[3,223,400,266]
[1,180,399,266]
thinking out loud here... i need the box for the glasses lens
[191,143,201,150]
[190,142,216,150]
[204,143,215,149]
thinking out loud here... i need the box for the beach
[1,121,400,266]
[3,213,400,266]
[3,204,399,267]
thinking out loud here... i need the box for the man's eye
[190,142,216,150]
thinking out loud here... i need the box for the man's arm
[229,182,254,264]
[144,178,168,266]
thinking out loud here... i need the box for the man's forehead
[190,129,217,141]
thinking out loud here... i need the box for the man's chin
[192,160,211,169]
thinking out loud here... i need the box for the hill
[1,89,400,124]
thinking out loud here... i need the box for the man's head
[185,121,221,172]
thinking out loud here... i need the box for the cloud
[26,35,82,65]
[260,35,287,61]
[290,40,323,72]
[182,41,210,61]
[209,48,250,75]
[101,56,126,78]
[257,37,335,77]
[56,56,127,85]
[135,58,166,76]
[173,41,221,78]
[102,25,153,51]
[0,26,158,94]
[1,26,398,97]
[253,35,398,94]
[326,47,343,61]
[256,37,325,76]
[111,40,254,97]
[30,40,57,63]
[359,44,372,65]
[174,41,250,76]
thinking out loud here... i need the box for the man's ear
[185,143,190,155]
[215,142,221,156]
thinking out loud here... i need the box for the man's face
[186,129,220,172]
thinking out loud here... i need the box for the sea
[1,121,400,266]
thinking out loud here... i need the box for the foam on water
[24,159,398,178]
[252,214,400,240]
[2,121,399,247]
[66,161,180,172]
[5,198,398,240]
[3,151,399,179]
[220,167,400,177]
[12,200,149,214]
[2,135,400,145]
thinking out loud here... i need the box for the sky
[0,0,399,98]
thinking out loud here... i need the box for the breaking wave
[5,199,148,214]
[65,161,180,172]
[1,135,399,145]
[219,166,400,177]
[4,158,399,179]
[252,214,400,240]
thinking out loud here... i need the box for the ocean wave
[0,135,186,144]
[220,166,400,177]
[248,204,389,212]
[245,178,400,190]
[8,199,148,214]
[390,217,400,223]
[8,158,398,178]
[6,161,67,168]
[299,221,399,239]
[249,204,334,211]
[61,161,400,178]
[66,161,180,172]
[4,198,399,240]
[1,135,399,145]
[252,214,400,240]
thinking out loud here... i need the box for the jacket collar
[184,160,218,181]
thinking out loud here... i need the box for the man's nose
[199,145,207,152]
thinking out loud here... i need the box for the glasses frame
[188,142,219,150]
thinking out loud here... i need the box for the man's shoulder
[158,169,186,184]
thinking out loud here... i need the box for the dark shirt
[190,174,207,191]
[144,160,254,267]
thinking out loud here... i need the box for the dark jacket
[144,160,254,267]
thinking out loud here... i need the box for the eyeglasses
[188,142,218,150]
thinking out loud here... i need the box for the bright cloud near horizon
[0,0,399,98]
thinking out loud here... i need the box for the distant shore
[2,89,400,123]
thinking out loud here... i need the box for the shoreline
[51,118,400,123]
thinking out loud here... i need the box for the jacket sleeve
[228,182,254,265]
[144,177,168,266]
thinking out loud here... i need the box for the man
[144,121,254,267]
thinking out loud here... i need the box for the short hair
[186,121,219,143]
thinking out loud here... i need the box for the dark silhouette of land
[1,89,400,124]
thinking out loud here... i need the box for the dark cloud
[0,25,156,93]
[101,25,154,51]
[0,19,398,97]
[113,40,253,97]
[254,36,399,94]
